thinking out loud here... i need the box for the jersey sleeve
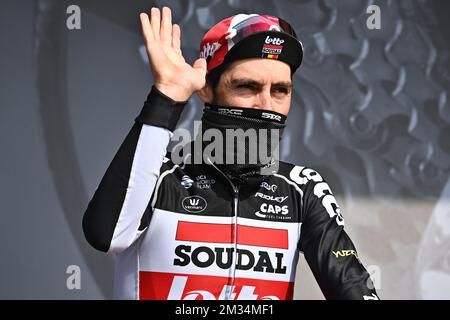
[82,86,187,254]
[296,167,379,300]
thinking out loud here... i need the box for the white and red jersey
[120,209,300,300]
[83,86,379,300]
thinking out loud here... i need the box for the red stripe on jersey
[176,221,288,249]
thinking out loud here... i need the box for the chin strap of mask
[200,103,287,187]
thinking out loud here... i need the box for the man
[82,7,379,300]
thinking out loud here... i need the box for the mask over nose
[199,103,286,187]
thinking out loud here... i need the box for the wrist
[154,83,192,102]
[135,85,188,131]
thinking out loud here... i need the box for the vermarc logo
[182,196,207,213]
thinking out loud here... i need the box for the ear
[196,83,214,104]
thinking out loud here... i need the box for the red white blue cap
[199,14,303,73]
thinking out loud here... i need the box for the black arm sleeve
[82,86,187,253]
[299,175,379,300]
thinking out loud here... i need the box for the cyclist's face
[206,58,292,116]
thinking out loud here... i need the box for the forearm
[82,86,186,253]
[297,167,379,300]
[302,220,378,300]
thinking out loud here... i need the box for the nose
[252,88,272,111]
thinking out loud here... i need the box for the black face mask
[199,103,287,187]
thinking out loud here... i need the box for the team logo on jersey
[255,203,290,220]
[332,249,361,262]
[174,245,286,274]
[195,175,215,190]
[260,182,278,192]
[139,272,293,300]
[138,218,296,300]
[167,275,283,300]
[289,166,345,226]
[255,192,288,203]
[173,221,288,274]
[181,175,194,189]
[182,196,207,213]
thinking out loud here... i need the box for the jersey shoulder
[277,160,326,187]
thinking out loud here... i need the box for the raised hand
[140,7,207,101]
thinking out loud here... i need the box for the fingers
[139,13,154,43]
[172,24,181,51]
[150,7,161,41]
[161,7,172,45]
[145,7,175,45]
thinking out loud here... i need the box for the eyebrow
[229,78,292,90]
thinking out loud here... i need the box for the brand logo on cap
[264,36,285,45]
[200,42,221,59]
[262,36,284,60]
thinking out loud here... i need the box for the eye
[234,84,258,95]
[272,86,290,95]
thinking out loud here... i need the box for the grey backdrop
[1,0,450,299]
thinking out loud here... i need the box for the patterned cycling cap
[199,14,303,73]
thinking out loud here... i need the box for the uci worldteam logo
[181,175,194,189]
[182,196,207,213]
